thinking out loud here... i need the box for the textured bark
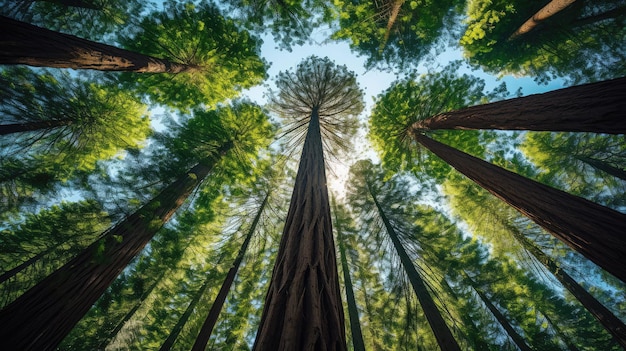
[464,273,534,351]
[509,0,577,40]
[191,193,269,351]
[413,133,626,283]
[334,212,366,351]
[253,109,346,351]
[508,225,626,348]
[575,155,626,181]
[0,16,198,72]
[0,119,72,135]
[159,277,214,351]
[0,142,231,351]
[371,192,462,351]
[410,77,626,134]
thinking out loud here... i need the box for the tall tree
[411,133,626,283]
[192,191,270,351]
[346,160,462,351]
[0,102,273,350]
[409,77,626,134]
[508,0,578,40]
[253,56,363,350]
[331,201,366,351]
[332,0,464,69]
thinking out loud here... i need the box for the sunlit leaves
[119,1,267,110]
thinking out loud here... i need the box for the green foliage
[118,1,267,110]
[461,0,626,84]
[368,62,491,178]
[332,0,464,69]
[223,0,332,51]
[0,0,149,40]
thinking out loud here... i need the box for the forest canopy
[0,0,625,350]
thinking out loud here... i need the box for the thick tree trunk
[413,133,626,283]
[191,193,269,351]
[0,16,197,72]
[509,0,577,40]
[334,210,366,351]
[253,109,346,351]
[0,142,231,351]
[159,276,214,351]
[464,273,534,351]
[575,155,626,181]
[371,192,462,351]
[0,119,72,135]
[508,225,626,348]
[410,77,626,134]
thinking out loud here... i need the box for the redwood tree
[0,15,194,72]
[253,56,363,351]
[0,103,273,350]
[407,77,626,134]
[412,133,626,283]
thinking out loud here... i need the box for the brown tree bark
[370,191,462,351]
[413,133,626,283]
[0,142,232,351]
[191,193,269,351]
[508,224,626,348]
[253,109,346,351]
[410,77,626,134]
[463,273,534,351]
[574,155,626,181]
[333,206,366,351]
[508,0,577,40]
[0,119,72,135]
[0,16,198,72]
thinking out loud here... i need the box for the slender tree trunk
[100,268,169,350]
[0,16,198,72]
[370,191,462,351]
[333,207,366,351]
[541,310,581,351]
[508,225,626,348]
[0,119,72,135]
[191,193,269,351]
[0,142,232,351]
[575,155,626,181]
[410,77,626,134]
[253,108,346,351]
[380,0,404,52]
[463,273,534,351]
[570,6,626,28]
[159,277,214,351]
[413,133,626,283]
[509,0,577,40]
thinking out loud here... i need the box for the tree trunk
[508,224,626,348]
[410,77,626,134]
[0,142,232,351]
[334,208,366,351]
[575,155,626,181]
[509,0,577,40]
[380,0,404,52]
[0,119,72,135]
[0,16,197,72]
[541,313,581,351]
[570,5,626,28]
[371,192,462,351]
[253,108,346,351]
[191,193,269,351]
[463,273,534,351]
[159,276,214,351]
[100,270,167,350]
[413,133,626,283]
